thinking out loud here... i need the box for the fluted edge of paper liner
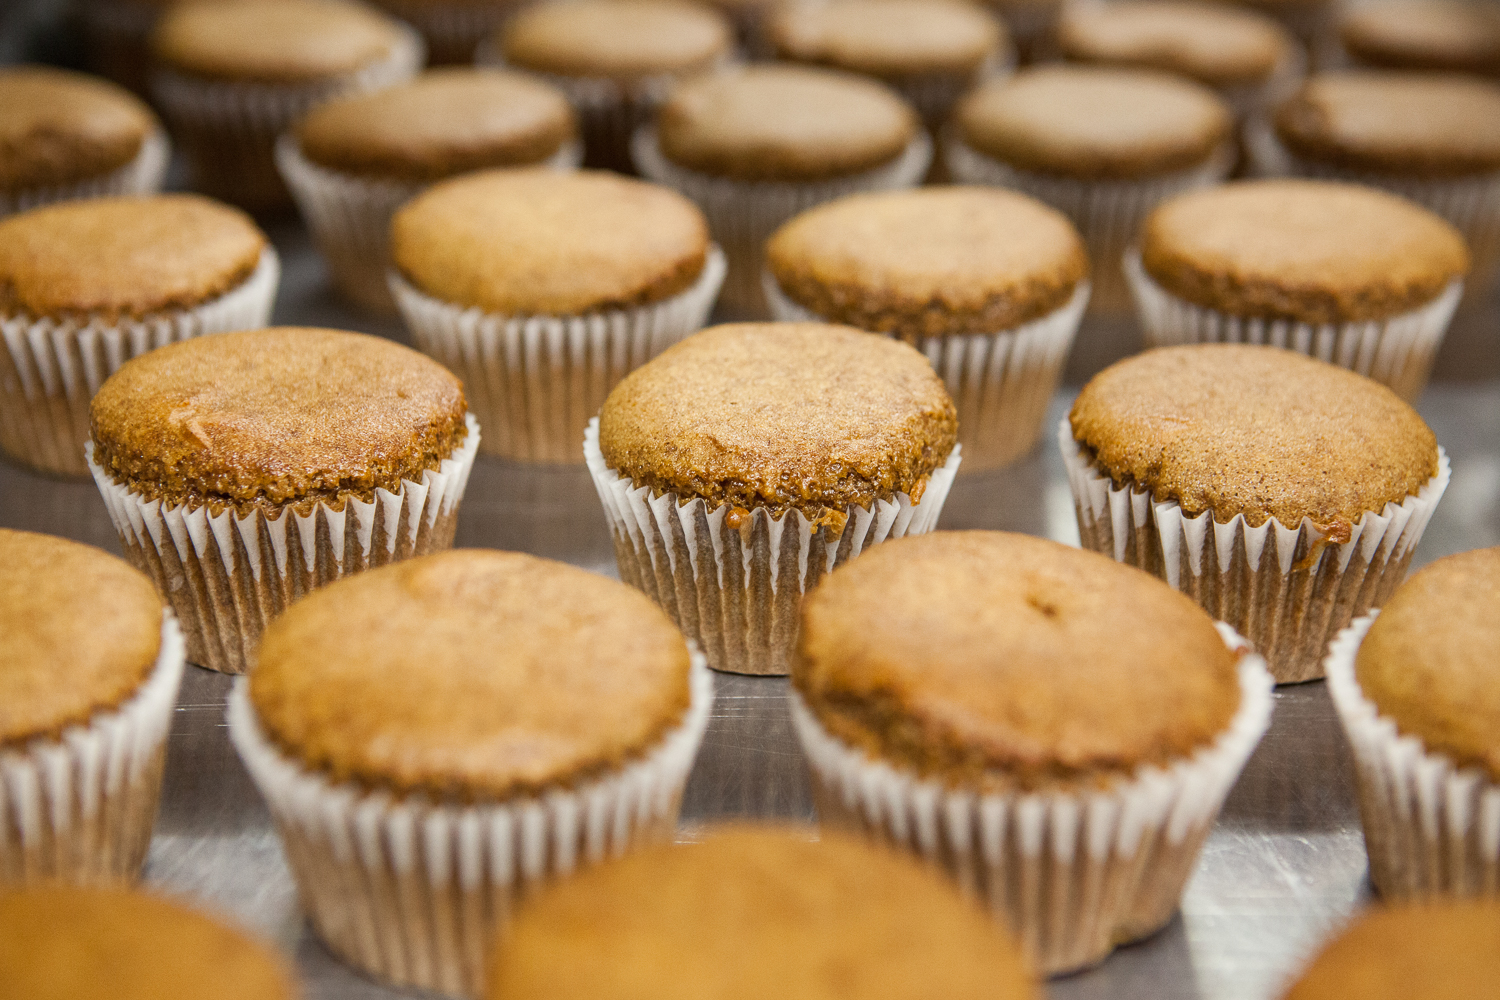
[0,128,170,217]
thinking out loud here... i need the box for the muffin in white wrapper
[1,611,185,885]
[0,129,170,218]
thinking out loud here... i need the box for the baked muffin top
[1340,0,1500,76]
[794,531,1241,791]
[1274,71,1500,176]
[598,322,957,528]
[955,65,1232,179]
[0,66,157,192]
[0,885,297,1000]
[766,186,1087,338]
[0,530,162,747]
[767,0,1004,78]
[89,327,469,509]
[1140,180,1469,324]
[295,69,576,182]
[487,824,1040,1000]
[1355,547,1500,781]
[250,550,692,800]
[152,0,408,83]
[1282,901,1500,1000]
[500,0,731,79]
[656,65,919,181]
[1058,0,1291,88]
[1070,344,1439,534]
[390,169,709,314]
[0,195,267,320]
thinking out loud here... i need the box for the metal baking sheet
[3,219,1498,1000]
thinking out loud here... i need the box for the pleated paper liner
[0,247,280,478]
[1327,614,1500,900]
[390,248,725,463]
[86,414,480,675]
[1,611,185,885]
[632,126,932,317]
[1125,251,1462,403]
[765,274,1089,470]
[277,135,582,315]
[0,128,170,218]
[790,624,1274,975]
[586,419,961,675]
[228,650,713,998]
[1060,420,1451,683]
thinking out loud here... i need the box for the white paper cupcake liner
[790,624,1274,975]
[276,134,581,315]
[1326,613,1500,900]
[151,28,424,209]
[585,419,961,675]
[0,610,185,886]
[633,125,933,317]
[0,129,170,218]
[0,247,280,478]
[1060,420,1450,684]
[85,414,480,675]
[1125,251,1463,403]
[228,649,713,997]
[390,248,723,463]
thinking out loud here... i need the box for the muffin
[1281,901,1500,999]
[1340,0,1500,76]
[0,66,169,217]
[0,195,277,478]
[1063,343,1449,684]
[1130,179,1470,401]
[633,65,929,316]
[789,531,1273,973]
[764,187,1089,469]
[0,530,184,885]
[588,322,960,676]
[1326,547,1500,900]
[484,0,733,172]
[948,65,1233,315]
[87,327,478,674]
[366,0,528,65]
[150,0,423,211]
[487,824,1041,1000]
[278,68,580,313]
[229,549,711,996]
[389,169,722,462]
[0,884,298,998]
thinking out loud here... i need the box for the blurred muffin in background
[366,0,528,65]
[1340,0,1500,76]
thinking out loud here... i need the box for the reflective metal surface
[2,220,1497,1000]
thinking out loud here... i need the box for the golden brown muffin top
[956,64,1232,179]
[0,885,298,1000]
[1274,71,1500,176]
[250,550,692,800]
[598,323,957,528]
[390,169,709,314]
[0,195,267,321]
[1140,179,1470,324]
[657,65,919,181]
[0,530,162,748]
[1070,344,1439,534]
[1058,0,1291,87]
[767,0,1004,78]
[295,68,576,183]
[500,0,732,79]
[0,66,157,192]
[1356,547,1500,782]
[766,186,1087,338]
[1341,0,1500,76]
[487,824,1040,1000]
[1282,901,1500,1000]
[152,0,408,83]
[794,532,1241,791]
[89,327,469,510]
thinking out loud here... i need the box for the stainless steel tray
[3,220,1497,1000]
